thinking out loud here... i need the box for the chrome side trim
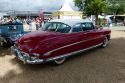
[46,43,103,61]
[11,43,102,64]
[44,36,104,56]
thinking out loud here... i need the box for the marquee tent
[53,0,82,19]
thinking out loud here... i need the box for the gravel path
[0,30,125,83]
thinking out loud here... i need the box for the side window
[72,24,83,32]
[81,23,86,31]
[47,23,57,31]
[44,22,57,31]
[81,23,94,31]
[85,23,94,30]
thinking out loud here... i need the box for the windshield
[42,22,71,33]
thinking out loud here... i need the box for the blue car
[0,23,27,47]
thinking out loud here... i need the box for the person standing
[108,18,112,28]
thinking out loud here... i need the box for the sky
[0,0,77,11]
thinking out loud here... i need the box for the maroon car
[11,19,111,64]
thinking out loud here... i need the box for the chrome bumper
[11,46,44,64]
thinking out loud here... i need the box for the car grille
[14,46,30,61]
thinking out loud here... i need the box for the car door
[63,23,89,52]
[80,22,104,48]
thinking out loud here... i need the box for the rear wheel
[54,57,66,65]
[101,37,108,48]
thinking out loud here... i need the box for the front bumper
[11,46,68,64]
[11,46,44,64]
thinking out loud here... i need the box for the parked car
[0,23,27,47]
[11,19,111,64]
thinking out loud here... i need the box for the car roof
[49,19,92,27]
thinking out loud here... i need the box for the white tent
[53,0,82,19]
[59,0,74,12]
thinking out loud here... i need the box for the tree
[74,0,106,25]
[74,0,90,15]
[106,0,125,15]
[106,1,125,22]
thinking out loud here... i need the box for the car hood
[16,31,62,53]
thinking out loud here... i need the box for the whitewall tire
[102,37,108,48]
[54,57,66,65]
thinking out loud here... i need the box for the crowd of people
[0,17,45,31]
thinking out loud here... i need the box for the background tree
[106,0,125,23]
[106,0,125,14]
[74,0,106,25]
[74,0,90,14]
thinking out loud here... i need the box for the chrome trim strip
[44,36,104,56]
[46,43,103,61]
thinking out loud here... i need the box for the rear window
[43,22,71,33]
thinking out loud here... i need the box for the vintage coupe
[11,19,111,64]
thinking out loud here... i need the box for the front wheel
[54,57,66,65]
[101,37,108,48]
